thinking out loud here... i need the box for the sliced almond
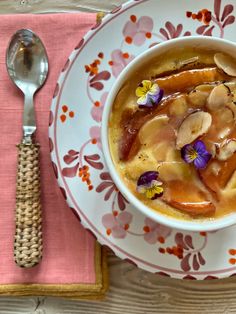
[188,89,209,108]
[207,84,232,110]
[214,52,236,77]
[195,84,215,93]
[138,114,171,146]
[216,139,236,161]
[169,95,188,116]
[188,84,215,108]
[176,111,212,149]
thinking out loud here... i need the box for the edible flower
[181,140,211,169]
[137,171,164,199]
[135,80,163,108]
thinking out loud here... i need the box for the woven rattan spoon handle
[14,141,43,268]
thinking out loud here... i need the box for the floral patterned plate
[49,0,236,279]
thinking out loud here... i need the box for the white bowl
[101,36,236,232]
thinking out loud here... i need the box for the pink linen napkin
[0,13,101,287]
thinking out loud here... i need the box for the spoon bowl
[6,29,48,94]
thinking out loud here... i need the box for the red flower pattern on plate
[102,211,132,238]
[187,0,235,37]
[89,126,102,150]
[159,21,191,40]
[62,150,80,177]
[109,49,135,78]
[89,71,111,91]
[176,233,206,271]
[143,218,171,244]
[228,248,236,265]
[123,15,153,45]
[61,148,103,191]
[60,104,75,123]
[96,172,128,208]
[91,92,108,123]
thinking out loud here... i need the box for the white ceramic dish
[102,36,236,232]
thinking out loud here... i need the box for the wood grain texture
[1,0,236,313]
[1,253,236,313]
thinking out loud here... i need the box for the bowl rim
[101,36,236,232]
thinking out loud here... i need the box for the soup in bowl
[102,37,236,231]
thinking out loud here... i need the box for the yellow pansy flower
[135,80,163,107]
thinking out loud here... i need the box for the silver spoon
[6,29,49,268]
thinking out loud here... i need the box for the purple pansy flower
[135,80,163,108]
[181,140,211,169]
[137,171,163,200]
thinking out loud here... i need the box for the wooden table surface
[1,1,236,313]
